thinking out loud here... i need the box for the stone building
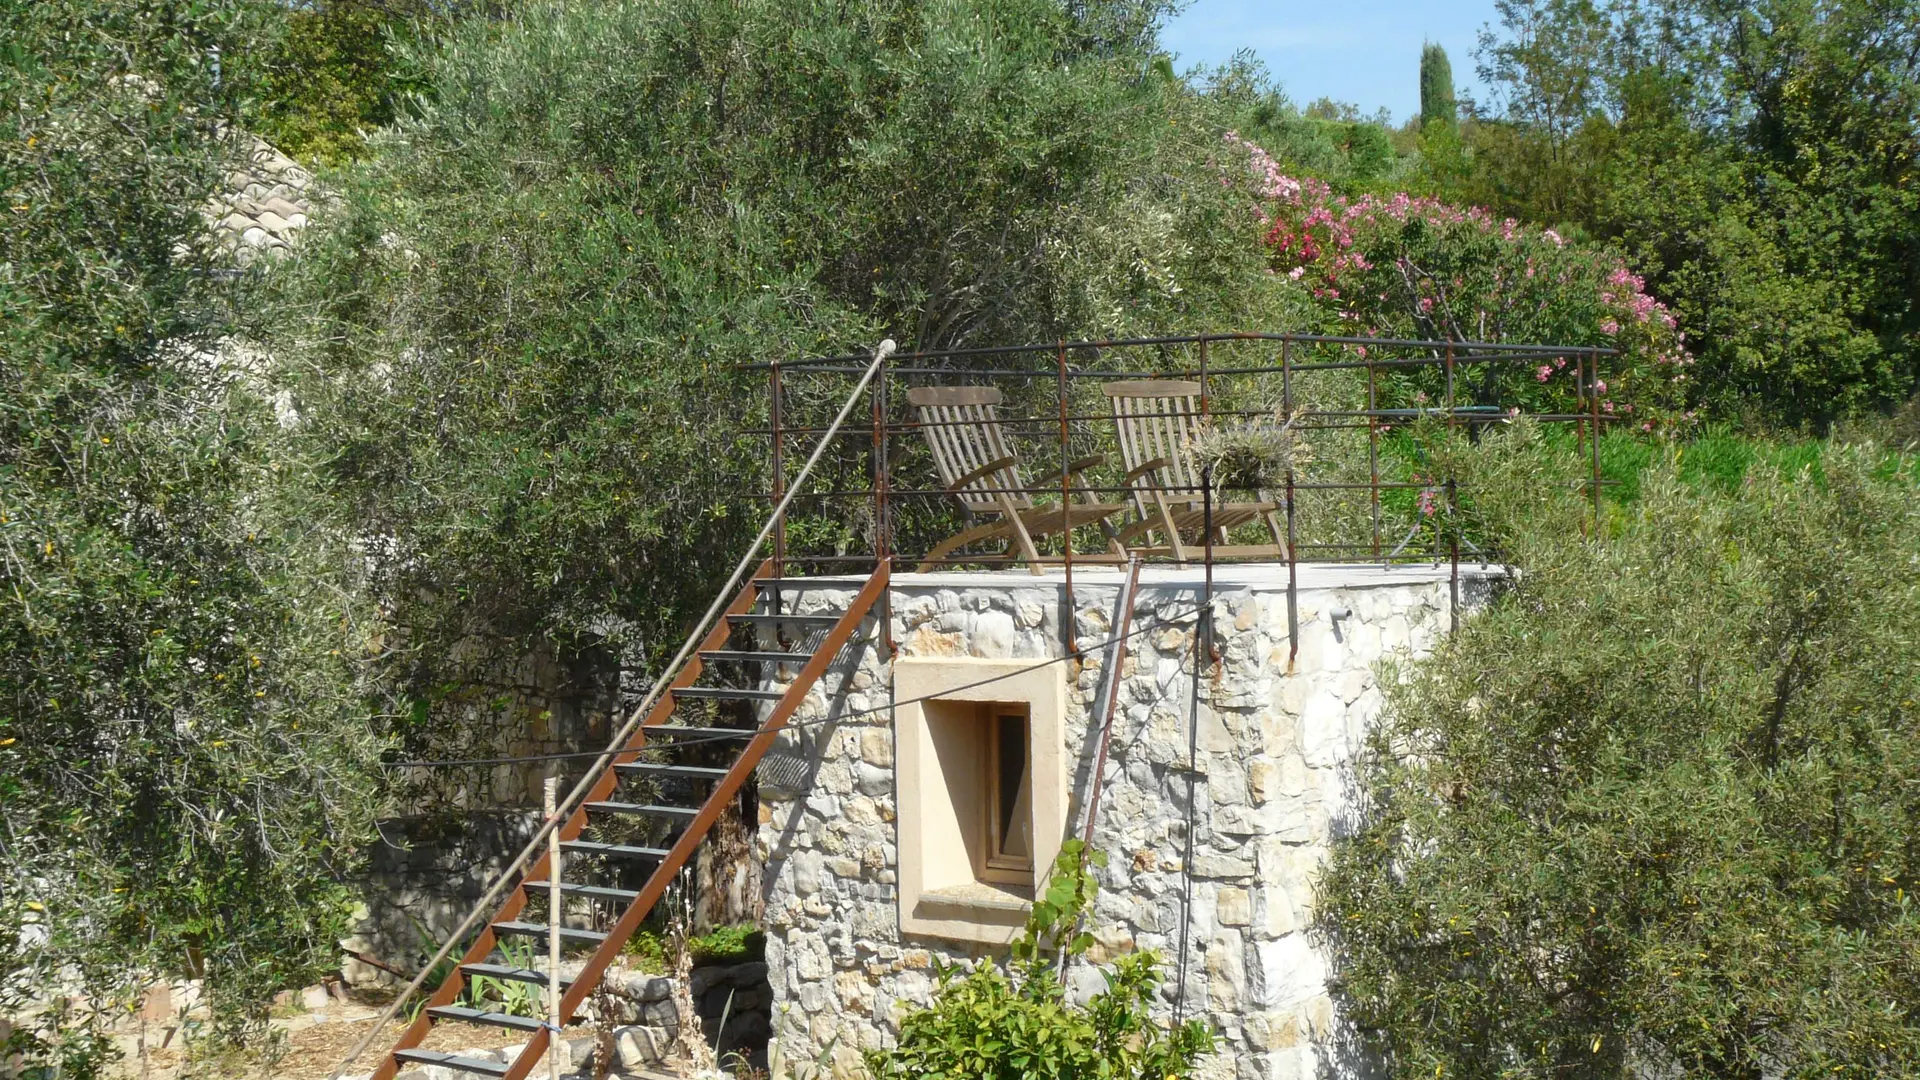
[752,561,1493,1080]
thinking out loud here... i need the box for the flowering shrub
[1228,133,1692,426]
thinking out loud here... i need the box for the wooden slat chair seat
[907,385,1127,574]
[1102,379,1290,566]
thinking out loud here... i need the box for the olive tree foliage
[268,0,1280,731]
[1317,425,1920,1078]
[0,0,388,1068]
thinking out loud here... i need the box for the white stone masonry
[753,564,1491,1080]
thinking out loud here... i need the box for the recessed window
[895,658,1066,945]
[981,707,1033,884]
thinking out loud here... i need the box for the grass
[688,923,764,965]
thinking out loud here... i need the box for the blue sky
[1159,0,1502,122]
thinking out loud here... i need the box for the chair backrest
[1103,379,1206,507]
[906,385,1032,515]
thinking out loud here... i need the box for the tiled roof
[205,136,317,265]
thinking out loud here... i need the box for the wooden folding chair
[1102,379,1289,565]
[907,385,1127,574]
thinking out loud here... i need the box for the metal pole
[872,351,889,564]
[770,361,786,585]
[1589,357,1604,536]
[1282,340,1298,675]
[1081,555,1143,847]
[1447,478,1459,634]
[1575,354,1589,539]
[1058,341,1076,655]
[544,776,562,1080]
[1367,351,1380,558]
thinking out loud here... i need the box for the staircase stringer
[494,562,891,1080]
[370,563,773,1080]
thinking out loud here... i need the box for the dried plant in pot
[1185,409,1313,493]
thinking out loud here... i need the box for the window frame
[979,704,1034,885]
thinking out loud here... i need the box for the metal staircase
[373,562,889,1080]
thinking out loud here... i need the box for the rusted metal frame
[1589,354,1605,536]
[1576,354,1590,539]
[1058,342,1076,653]
[373,568,768,1080]
[761,479,1449,500]
[1282,341,1299,674]
[1080,554,1143,847]
[1367,353,1381,559]
[1447,477,1460,634]
[751,400,1591,438]
[771,362,786,586]
[522,565,890,1080]
[780,350,1612,378]
[875,357,894,656]
[1443,342,1456,566]
[752,333,1617,369]
[872,353,889,565]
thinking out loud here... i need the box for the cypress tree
[1420,41,1456,128]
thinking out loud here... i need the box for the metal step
[673,686,786,701]
[698,649,805,663]
[583,801,698,820]
[460,962,576,988]
[425,1005,544,1033]
[614,762,731,781]
[726,612,842,626]
[523,880,642,904]
[639,725,758,742]
[492,921,607,945]
[561,840,672,861]
[393,1049,509,1077]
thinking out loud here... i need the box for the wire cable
[382,591,1224,768]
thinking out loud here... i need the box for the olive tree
[1317,426,1920,1078]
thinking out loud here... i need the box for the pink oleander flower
[1537,365,1553,382]
[1600,319,1620,335]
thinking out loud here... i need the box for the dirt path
[108,998,629,1080]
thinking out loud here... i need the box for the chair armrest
[1030,454,1106,488]
[1122,456,1173,484]
[945,455,1020,494]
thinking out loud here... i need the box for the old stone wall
[754,566,1486,1080]
[345,643,626,979]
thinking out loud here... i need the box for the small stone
[1192,852,1255,880]
[858,728,893,768]
[614,1025,669,1066]
[299,983,330,1011]
[1216,886,1250,926]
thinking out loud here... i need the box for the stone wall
[754,565,1490,1080]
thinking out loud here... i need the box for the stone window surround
[894,656,1068,946]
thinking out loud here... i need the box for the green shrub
[1319,423,1920,1077]
[868,841,1214,1079]
[688,924,765,966]
[268,0,1280,739]
[1,0,386,1065]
